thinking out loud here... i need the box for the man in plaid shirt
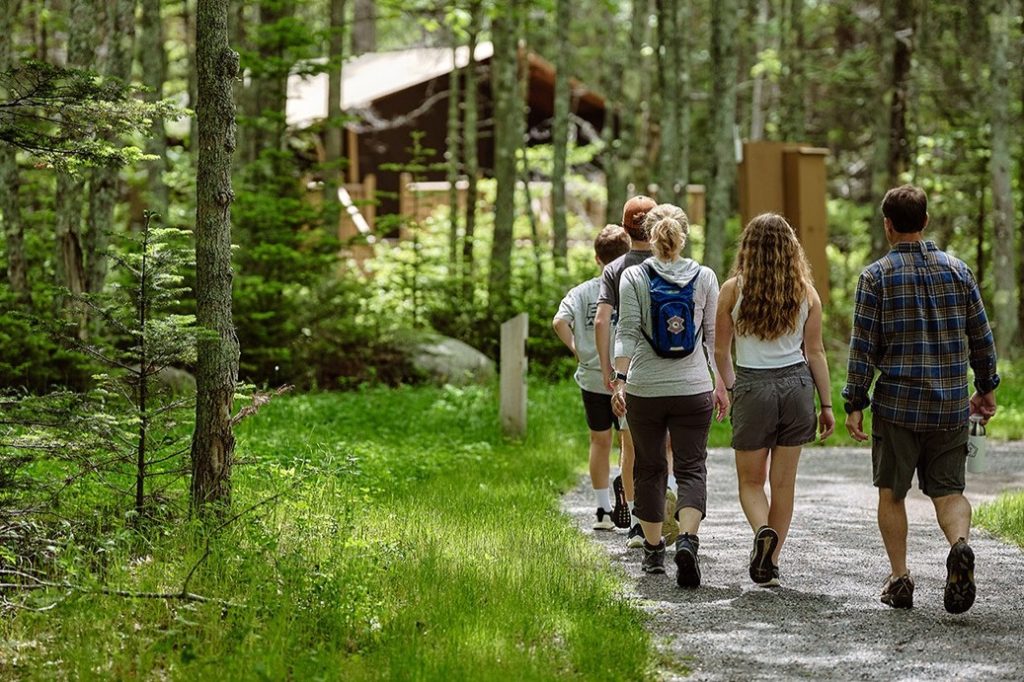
[843,185,999,615]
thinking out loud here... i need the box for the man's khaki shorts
[871,417,969,500]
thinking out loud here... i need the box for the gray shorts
[730,363,816,450]
[871,417,968,500]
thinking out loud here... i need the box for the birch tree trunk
[0,0,29,303]
[988,2,1019,353]
[550,0,570,267]
[706,0,738,276]
[488,2,519,319]
[86,0,136,295]
[141,0,169,217]
[191,0,240,514]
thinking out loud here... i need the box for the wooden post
[500,313,528,437]
[783,147,830,304]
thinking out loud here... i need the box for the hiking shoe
[674,533,701,588]
[592,508,616,531]
[880,573,914,609]
[663,489,679,546]
[760,564,780,588]
[944,538,976,614]
[749,526,780,584]
[626,523,645,548]
[642,540,666,574]
[611,475,631,529]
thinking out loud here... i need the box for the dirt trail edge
[563,445,1024,681]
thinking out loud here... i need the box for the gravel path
[563,444,1024,681]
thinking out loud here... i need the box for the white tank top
[731,286,809,369]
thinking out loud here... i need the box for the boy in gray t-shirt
[553,226,632,531]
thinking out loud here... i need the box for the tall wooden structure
[737,141,830,304]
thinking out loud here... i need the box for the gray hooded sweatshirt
[614,256,719,398]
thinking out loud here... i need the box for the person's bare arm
[595,302,614,389]
[803,286,835,440]
[552,317,576,359]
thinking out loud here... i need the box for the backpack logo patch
[666,316,685,335]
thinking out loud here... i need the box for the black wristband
[821,404,832,409]
[615,372,628,382]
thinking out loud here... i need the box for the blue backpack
[639,262,702,359]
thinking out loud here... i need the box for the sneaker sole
[592,520,617,531]
[642,564,666,575]
[749,527,779,584]
[612,476,631,529]
[944,542,976,614]
[674,545,701,588]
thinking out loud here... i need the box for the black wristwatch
[615,372,628,382]
[843,402,860,415]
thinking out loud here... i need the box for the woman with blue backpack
[611,203,729,586]
[714,213,835,588]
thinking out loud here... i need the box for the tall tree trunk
[780,0,806,141]
[86,0,136,295]
[748,0,769,140]
[989,2,1018,355]
[54,0,92,303]
[488,2,519,319]
[185,0,198,155]
[1018,0,1024,341]
[141,0,169,218]
[886,0,916,188]
[461,3,480,303]
[656,0,679,205]
[446,39,461,268]
[252,0,294,178]
[550,0,570,268]
[868,0,894,260]
[192,0,240,514]
[0,0,29,303]
[351,0,377,56]
[627,0,652,189]
[676,0,692,254]
[706,0,738,276]
[323,0,347,231]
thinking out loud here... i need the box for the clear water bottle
[967,415,987,474]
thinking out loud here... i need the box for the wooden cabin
[286,42,609,237]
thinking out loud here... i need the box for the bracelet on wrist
[820,404,832,409]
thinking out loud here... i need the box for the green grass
[976,491,1024,547]
[0,383,654,681]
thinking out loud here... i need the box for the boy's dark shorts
[871,417,969,500]
[581,389,620,432]
[730,363,816,450]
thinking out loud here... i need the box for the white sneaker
[626,523,645,548]
[592,508,616,530]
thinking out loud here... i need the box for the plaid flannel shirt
[842,240,1000,431]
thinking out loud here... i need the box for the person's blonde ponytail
[644,204,689,261]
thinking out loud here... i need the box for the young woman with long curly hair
[714,213,835,587]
